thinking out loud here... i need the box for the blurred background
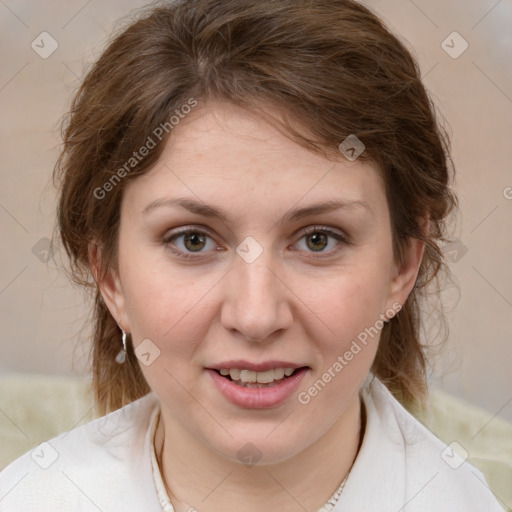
[0,0,511,424]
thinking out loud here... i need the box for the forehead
[123,100,387,218]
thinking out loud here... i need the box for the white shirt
[0,376,505,511]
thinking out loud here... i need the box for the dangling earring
[115,330,128,364]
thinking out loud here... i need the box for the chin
[204,425,313,467]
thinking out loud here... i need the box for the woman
[0,0,505,510]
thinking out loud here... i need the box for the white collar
[148,404,177,511]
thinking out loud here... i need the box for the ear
[88,241,131,333]
[385,215,429,314]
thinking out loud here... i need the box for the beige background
[0,1,511,422]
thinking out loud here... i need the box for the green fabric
[1,374,511,510]
[0,374,95,471]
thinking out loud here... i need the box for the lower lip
[207,368,309,409]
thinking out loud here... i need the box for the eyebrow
[142,196,372,223]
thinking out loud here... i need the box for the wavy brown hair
[53,0,457,416]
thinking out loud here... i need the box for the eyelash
[162,225,350,260]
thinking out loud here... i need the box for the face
[100,100,423,465]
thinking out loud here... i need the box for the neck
[155,394,365,512]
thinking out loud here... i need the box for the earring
[115,330,128,364]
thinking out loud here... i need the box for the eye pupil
[184,232,206,251]
[307,232,328,251]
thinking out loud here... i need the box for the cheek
[117,242,210,350]
[118,248,213,407]
[297,272,386,413]
[293,259,392,393]
[297,264,390,338]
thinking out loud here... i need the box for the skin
[97,100,425,512]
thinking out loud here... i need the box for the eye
[163,228,220,258]
[294,226,349,256]
[163,225,349,260]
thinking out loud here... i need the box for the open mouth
[207,365,310,408]
[212,367,307,388]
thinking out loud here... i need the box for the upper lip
[208,360,308,372]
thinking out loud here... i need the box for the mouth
[212,367,306,388]
[206,363,310,408]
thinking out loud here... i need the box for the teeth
[229,368,241,380]
[218,367,297,383]
[274,368,285,380]
[240,370,257,383]
[256,370,275,384]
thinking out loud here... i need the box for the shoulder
[374,377,507,511]
[0,392,162,512]
[339,376,506,511]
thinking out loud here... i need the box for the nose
[220,246,293,342]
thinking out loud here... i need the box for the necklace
[150,402,365,512]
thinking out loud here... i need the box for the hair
[53,0,457,416]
